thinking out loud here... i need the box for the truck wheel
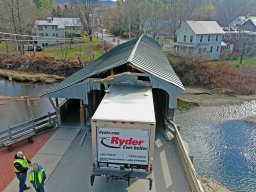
[90,174,95,186]
[148,178,153,190]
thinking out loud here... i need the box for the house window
[190,35,193,42]
[210,46,213,52]
[216,35,218,41]
[73,27,75,30]
[225,34,231,39]
[56,33,58,37]
[52,26,54,29]
[208,35,211,42]
[176,46,180,52]
[183,35,186,42]
[45,26,47,29]
[53,33,55,36]
[46,33,48,36]
[200,35,203,42]
[216,46,219,52]
[38,26,43,31]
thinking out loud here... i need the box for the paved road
[45,128,190,192]
[98,32,128,46]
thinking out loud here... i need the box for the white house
[33,17,82,46]
[172,21,225,60]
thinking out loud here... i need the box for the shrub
[170,59,253,94]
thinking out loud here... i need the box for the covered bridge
[41,35,184,129]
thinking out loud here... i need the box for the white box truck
[90,85,156,190]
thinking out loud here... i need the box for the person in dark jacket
[29,163,46,192]
[13,151,31,192]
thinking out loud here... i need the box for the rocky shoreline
[0,69,64,83]
[245,116,256,123]
[0,96,39,105]
[179,87,256,107]
[200,177,230,192]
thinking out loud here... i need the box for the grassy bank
[0,42,5,50]
[228,55,256,66]
[0,69,64,83]
[26,42,103,62]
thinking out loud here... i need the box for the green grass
[29,41,103,62]
[228,55,256,67]
[0,42,6,50]
[166,55,183,64]
[205,55,256,67]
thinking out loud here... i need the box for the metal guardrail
[170,122,205,192]
[0,112,57,148]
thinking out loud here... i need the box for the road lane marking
[160,151,172,188]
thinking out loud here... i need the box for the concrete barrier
[171,122,205,192]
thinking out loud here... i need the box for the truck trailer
[90,85,156,190]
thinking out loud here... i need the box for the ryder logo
[101,137,145,149]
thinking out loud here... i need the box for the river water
[174,101,256,192]
[0,79,53,130]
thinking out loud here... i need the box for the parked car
[27,45,34,51]
[36,45,44,52]
[27,45,43,51]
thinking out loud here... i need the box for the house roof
[186,21,225,35]
[229,16,256,30]
[35,17,82,29]
[41,35,184,97]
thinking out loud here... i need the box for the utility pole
[101,12,104,49]
[238,30,246,67]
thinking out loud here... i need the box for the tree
[72,0,95,41]
[33,0,55,9]
[213,0,255,26]
[0,0,38,54]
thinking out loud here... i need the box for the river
[174,101,256,192]
[0,79,53,130]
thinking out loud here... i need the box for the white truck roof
[92,85,156,123]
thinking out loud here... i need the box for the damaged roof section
[42,35,184,97]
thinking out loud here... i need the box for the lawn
[0,42,6,51]
[166,55,184,64]
[227,55,256,67]
[27,41,103,62]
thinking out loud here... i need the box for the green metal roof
[42,35,184,96]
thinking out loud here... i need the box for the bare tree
[72,0,94,41]
[213,0,255,26]
[0,0,38,54]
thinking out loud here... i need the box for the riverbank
[0,96,39,105]
[179,87,256,107]
[200,177,230,192]
[0,69,64,83]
